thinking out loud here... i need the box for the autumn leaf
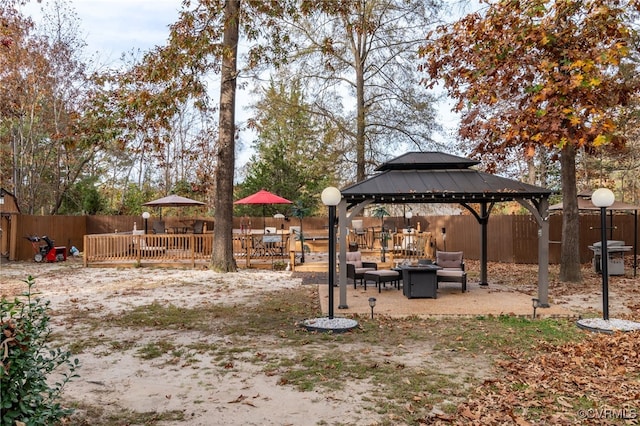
[593,134,608,146]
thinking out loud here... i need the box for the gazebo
[335,152,553,309]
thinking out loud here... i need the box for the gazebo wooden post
[537,197,550,307]
[338,201,349,309]
[479,202,489,287]
[338,200,371,309]
[516,196,550,307]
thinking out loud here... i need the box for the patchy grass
[428,314,586,354]
[61,285,603,425]
[136,340,177,360]
[65,401,186,425]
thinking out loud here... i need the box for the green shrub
[1,276,80,425]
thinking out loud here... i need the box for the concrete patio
[316,280,575,319]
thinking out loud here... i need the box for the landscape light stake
[369,297,376,319]
[532,298,539,319]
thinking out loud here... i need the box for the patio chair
[131,230,166,256]
[191,220,205,252]
[434,251,467,292]
[345,251,377,289]
[351,220,369,249]
[192,220,204,234]
[152,220,166,234]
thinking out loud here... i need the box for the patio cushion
[436,251,464,268]
[346,251,363,268]
[366,270,400,278]
[436,270,465,278]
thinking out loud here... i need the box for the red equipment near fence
[24,235,67,262]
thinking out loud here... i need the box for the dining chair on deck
[351,220,368,250]
[191,220,205,252]
[152,221,166,234]
[192,220,204,234]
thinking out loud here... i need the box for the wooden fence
[6,212,640,266]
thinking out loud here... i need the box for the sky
[24,0,182,65]
[23,0,260,165]
[23,0,460,165]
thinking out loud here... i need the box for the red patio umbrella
[234,189,292,230]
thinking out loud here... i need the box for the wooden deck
[83,231,437,270]
[83,233,293,269]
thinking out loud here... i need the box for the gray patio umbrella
[143,194,205,207]
[143,195,205,221]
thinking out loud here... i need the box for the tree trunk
[559,143,582,282]
[526,145,535,185]
[211,0,240,272]
[355,58,366,182]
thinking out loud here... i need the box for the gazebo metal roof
[334,152,552,310]
[341,152,551,204]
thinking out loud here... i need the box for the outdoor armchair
[345,251,377,288]
[434,250,467,292]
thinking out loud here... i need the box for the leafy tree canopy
[419,0,640,282]
[419,0,640,170]
[237,78,338,217]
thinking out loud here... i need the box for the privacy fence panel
[512,215,539,264]
[14,215,86,261]
[7,213,640,264]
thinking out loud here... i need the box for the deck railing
[83,233,292,268]
[83,229,442,269]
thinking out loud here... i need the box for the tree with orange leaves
[419,0,640,282]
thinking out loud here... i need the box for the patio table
[400,264,441,299]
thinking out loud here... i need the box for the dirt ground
[1,258,639,425]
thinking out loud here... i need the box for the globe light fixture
[405,210,413,228]
[321,187,341,207]
[591,188,615,208]
[142,211,151,234]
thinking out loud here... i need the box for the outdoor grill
[588,240,632,276]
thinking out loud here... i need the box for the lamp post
[592,188,615,320]
[142,211,150,234]
[441,227,447,251]
[322,186,341,319]
[273,213,285,235]
[405,210,413,229]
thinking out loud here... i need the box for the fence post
[83,235,88,267]
[246,235,252,268]
[191,234,195,267]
